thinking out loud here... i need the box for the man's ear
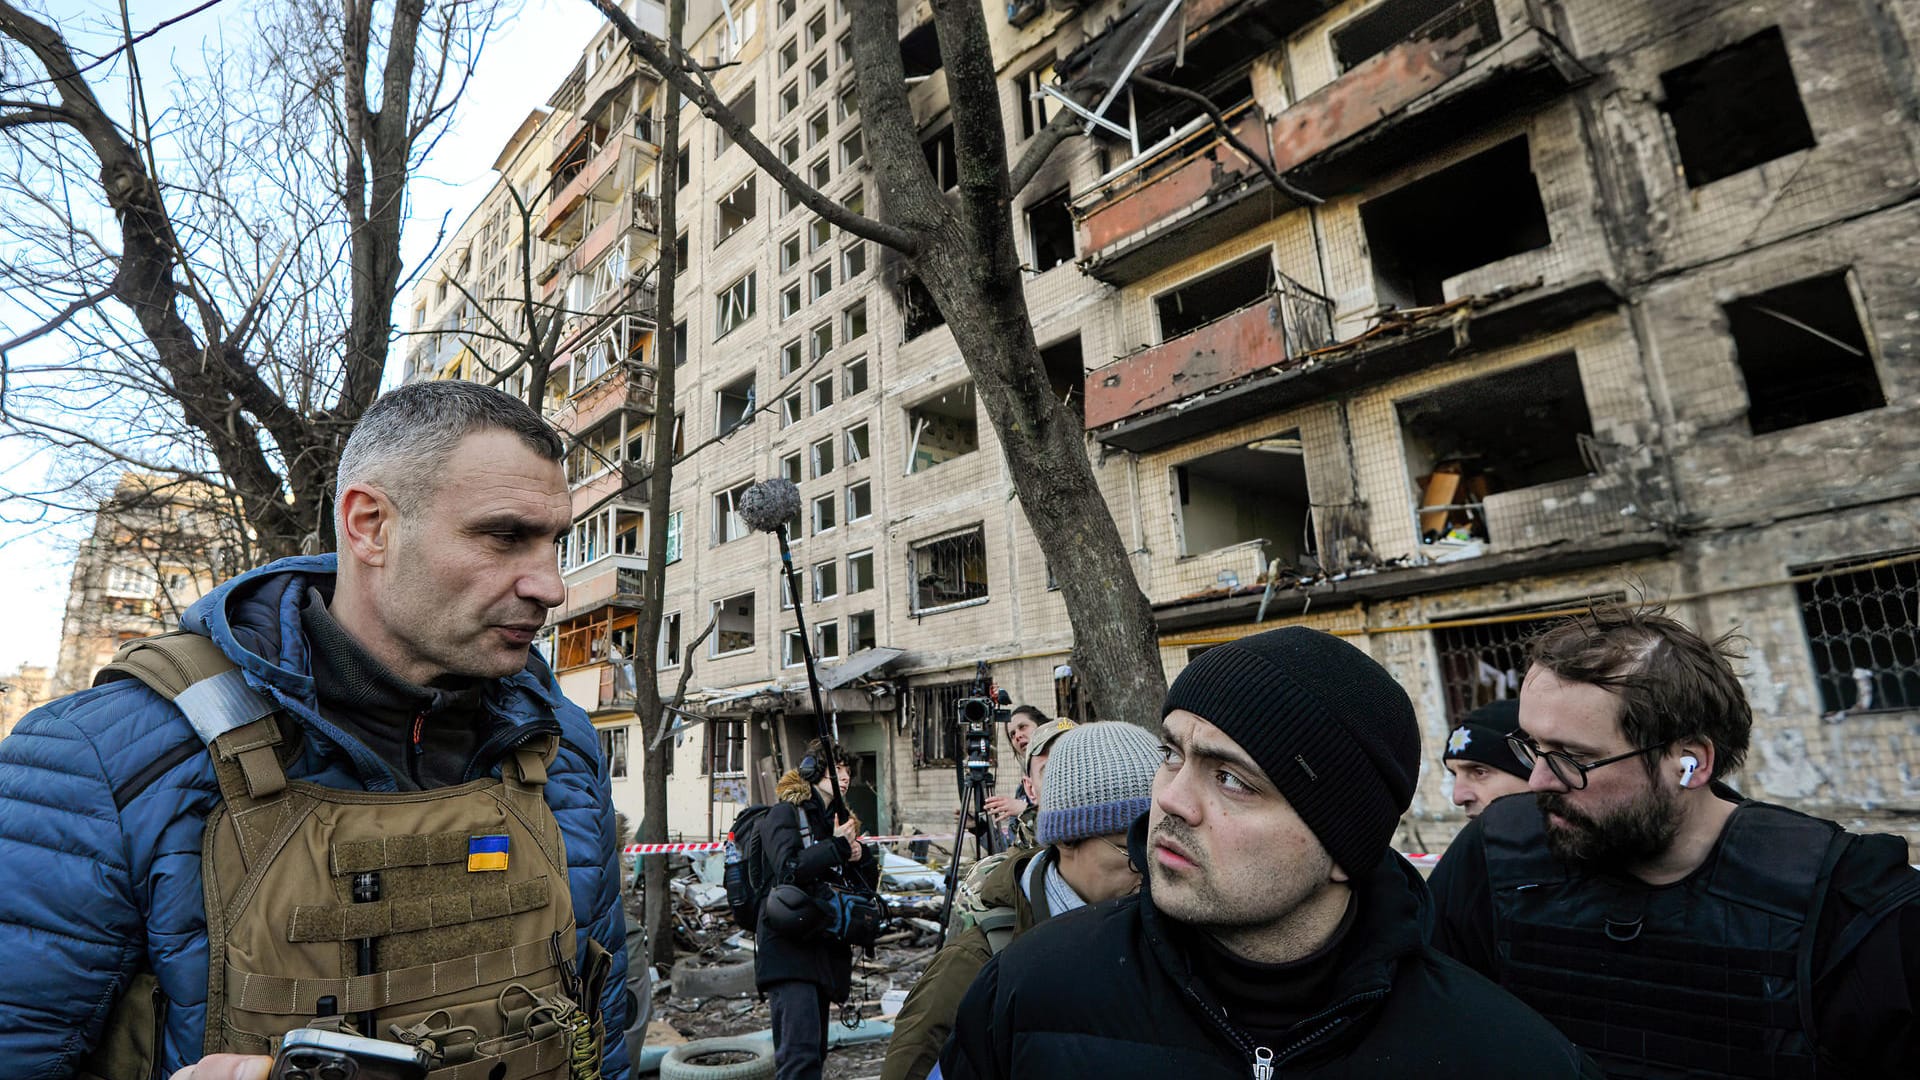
[1671,737,1716,789]
[337,483,397,568]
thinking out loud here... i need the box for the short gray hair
[336,381,565,521]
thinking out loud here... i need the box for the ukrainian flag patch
[468,834,509,872]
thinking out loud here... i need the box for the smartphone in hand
[268,1028,431,1080]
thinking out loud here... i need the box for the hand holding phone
[267,1028,430,1080]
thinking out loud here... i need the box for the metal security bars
[1432,610,1566,726]
[1793,551,1920,717]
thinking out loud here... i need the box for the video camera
[953,661,1012,796]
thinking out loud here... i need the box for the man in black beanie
[936,626,1597,1079]
[1443,699,1533,818]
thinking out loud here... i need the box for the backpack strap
[976,907,1018,955]
[508,734,559,788]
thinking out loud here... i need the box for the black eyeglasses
[1505,734,1664,790]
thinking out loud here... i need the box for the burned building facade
[1068,0,1920,846]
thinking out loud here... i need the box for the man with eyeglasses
[882,721,1154,1080]
[937,627,1596,1079]
[1429,604,1920,1078]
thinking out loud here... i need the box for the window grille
[910,526,988,613]
[909,679,1000,768]
[1432,608,1579,726]
[1794,551,1920,715]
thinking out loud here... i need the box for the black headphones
[799,751,827,784]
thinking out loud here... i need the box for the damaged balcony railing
[1084,272,1335,429]
[1332,0,1502,74]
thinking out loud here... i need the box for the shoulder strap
[977,908,1017,954]
[508,734,559,788]
[97,631,280,748]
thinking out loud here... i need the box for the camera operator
[982,706,1048,846]
[756,744,881,1080]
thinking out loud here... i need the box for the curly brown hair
[1527,601,1752,781]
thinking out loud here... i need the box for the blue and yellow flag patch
[468,834,509,872]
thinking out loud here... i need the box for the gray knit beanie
[1036,721,1161,846]
[1162,627,1419,876]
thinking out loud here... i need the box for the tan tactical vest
[80,632,608,1080]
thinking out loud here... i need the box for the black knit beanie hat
[1443,699,1530,780]
[1162,627,1420,876]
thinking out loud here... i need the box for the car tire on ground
[670,954,756,999]
[659,1035,776,1080]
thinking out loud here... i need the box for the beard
[1538,785,1680,868]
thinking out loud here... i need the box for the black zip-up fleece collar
[1125,814,1430,1069]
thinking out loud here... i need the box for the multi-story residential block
[412,0,1920,849]
[50,474,230,697]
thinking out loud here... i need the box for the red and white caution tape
[622,839,1446,867]
[623,834,928,856]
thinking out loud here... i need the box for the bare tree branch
[1131,74,1323,206]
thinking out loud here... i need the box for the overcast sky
[0,0,603,673]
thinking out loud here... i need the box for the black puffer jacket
[753,773,879,997]
[938,816,1598,1079]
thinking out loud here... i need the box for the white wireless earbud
[1679,755,1699,788]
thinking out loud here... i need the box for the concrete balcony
[1073,102,1300,286]
[1273,0,1589,193]
[569,460,648,508]
[562,552,649,614]
[550,359,659,434]
[1085,276,1334,432]
[541,133,641,242]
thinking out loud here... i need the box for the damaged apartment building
[1065,0,1920,846]
[412,0,1919,848]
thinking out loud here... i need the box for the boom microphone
[739,478,801,534]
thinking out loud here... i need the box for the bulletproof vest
[1482,797,1843,1080]
[80,632,608,1080]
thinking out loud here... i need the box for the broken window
[844,357,869,397]
[811,435,835,478]
[811,155,832,188]
[805,10,826,47]
[716,177,756,245]
[1040,336,1085,424]
[779,80,800,118]
[780,283,802,321]
[1725,271,1883,434]
[676,145,690,190]
[780,391,802,428]
[712,481,752,544]
[842,299,867,342]
[711,591,756,656]
[839,83,859,120]
[672,319,687,367]
[1360,136,1550,309]
[780,133,800,165]
[1157,253,1273,340]
[665,509,682,563]
[715,85,756,156]
[1397,353,1594,543]
[810,261,833,301]
[780,337,803,376]
[906,384,978,473]
[784,629,807,667]
[814,559,839,600]
[910,526,989,613]
[598,726,630,779]
[1027,188,1074,273]
[1016,59,1058,140]
[1661,27,1815,189]
[846,480,872,521]
[847,550,874,593]
[1173,432,1314,564]
[674,231,689,276]
[1793,550,1920,716]
[1331,0,1502,73]
[778,36,798,74]
[565,415,626,484]
[844,421,870,462]
[921,125,958,190]
[849,610,876,652]
[715,272,757,338]
[809,216,831,251]
[842,242,867,280]
[815,621,841,660]
[812,493,836,533]
[811,373,834,413]
[779,232,801,272]
[809,108,831,147]
[562,504,647,572]
[808,55,830,94]
[782,451,803,484]
[900,19,941,79]
[657,611,681,668]
[810,320,833,361]
[776,0,794,23]
[841,130,864,167]
[716,372,755,435]
[708,718,747,774]
[899,275,945,340]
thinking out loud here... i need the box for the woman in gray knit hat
[881,722,1160,1080]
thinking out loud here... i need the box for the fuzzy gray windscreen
[738,478,802,533]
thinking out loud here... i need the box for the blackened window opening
[1661,26,1816,189]
[898,275,946,340]
[1157,253,1272,339]
[911,527,989,613]
[1027,188,1075,272]
[1332,0,1501,73]
[1793,552,1920,716]
[1360,137,1550,309]
[1724,272,1883,435]
[1398,353,1593,541]
[900,20,942,79]
[922,125,958,191]
[1174,432,1313,565]
[1040,336,1085,424]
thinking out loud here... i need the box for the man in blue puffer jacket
[0,382,630,1080]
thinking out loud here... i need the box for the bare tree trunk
[633,0,687,970]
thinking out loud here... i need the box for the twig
[1130,74,1322,206]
